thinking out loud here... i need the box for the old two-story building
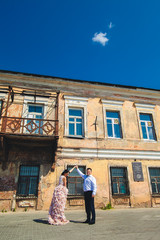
[1,70,160,211]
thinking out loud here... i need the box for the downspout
[2,86,12,132]
[1,86,12,170]
[51,91,60,176]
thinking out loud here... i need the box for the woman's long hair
[61,169,69,175]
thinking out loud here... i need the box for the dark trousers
[84,191,96,222]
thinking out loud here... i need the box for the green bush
[1,208,7,213]
[101,203,113,210]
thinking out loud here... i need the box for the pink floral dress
[48,175,69,225]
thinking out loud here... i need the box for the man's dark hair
[87,168,92,171]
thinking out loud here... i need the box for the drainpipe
[11,193,16,211]
[2,86,12,132]
[55,91,60,137]
[51,91,60,173]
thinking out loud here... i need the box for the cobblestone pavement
[1,208,160,240]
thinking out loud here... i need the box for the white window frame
[135,103,157,142]
[68,108,84,137]
[27,103,44,119]
[22,96,49,134]
[64,96,88,138]
[0,93,9,127]
[22,96,48,118]
[27,104,44,134]
[0,92,7,116]
[102,100,124,139]
[106,111,122,139]
[139,113,156,140]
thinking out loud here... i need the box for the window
[68,108,84,137]
[149,168,160,194]
[17,166,39,196]
[110,167,129,195]
[27,104,44,134]
[64,96,88,138]
[106,111,122,138]
[67,165,85,195]
[139,113,156,140]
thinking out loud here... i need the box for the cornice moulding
[101,99,124,107]
[57,148,160,160]
[64,95,88,102]
[135,103,156,109]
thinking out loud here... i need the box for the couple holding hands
[48,165,97,226]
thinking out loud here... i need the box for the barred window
[149,168,160,194]
[67,165,85,196]
[110,167,129,195]
[17,165,39,196]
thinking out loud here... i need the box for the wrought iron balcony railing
[0,116,58,136]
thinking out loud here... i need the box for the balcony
[0,116,58,137]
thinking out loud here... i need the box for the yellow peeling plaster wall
[2,72,160,210]
[56,91,160,208]
[0,88,59,211]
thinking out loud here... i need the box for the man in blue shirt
[75,165,97,224]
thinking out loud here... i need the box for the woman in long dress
[48,167,75,225]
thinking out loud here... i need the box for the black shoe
[89,220,95,225]
[83,220,90,223]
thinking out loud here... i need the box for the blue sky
[0,0,160,89]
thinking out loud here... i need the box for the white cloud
[92,32,109,46]
[108,22,114,29]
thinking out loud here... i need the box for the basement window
[67,165,85,196]
[110,167,129,196]
[149,168,160,194]
[17,165,40,197]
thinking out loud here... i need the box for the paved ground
[1,208,160,240]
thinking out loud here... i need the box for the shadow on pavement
[69,220,84,223]
[34,219,84,224]
[33,218,49,224]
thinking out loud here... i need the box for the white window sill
[107,137,123,140]
[64,135,85,139]
[141,139,157,143]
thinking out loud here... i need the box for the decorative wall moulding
[135,103,155,110]
[64,95,88,102]
[101,99,124,107]
[58,147,160,160]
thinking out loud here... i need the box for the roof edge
[0,69,159,92]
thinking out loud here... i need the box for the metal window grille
[149,168,160,194]
[17,165,40,196]
[110,167,129,195]
[67,165,85,195]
